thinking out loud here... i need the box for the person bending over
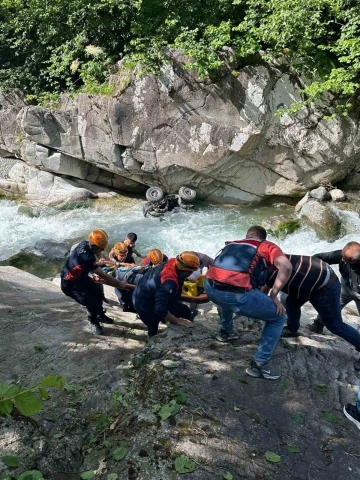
[133,251,200,338]
[308,242,360,333]
[61,229,127,335]
[264,253,360,369]
[205,226,292,380]
[141,248,169,267]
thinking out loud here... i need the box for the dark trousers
[115,288,136,312]
[285,277,360,351]
[315,280,360,326]
[61,277,104,323]
[137,303,191,337]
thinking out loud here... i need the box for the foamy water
[1,198,359,261]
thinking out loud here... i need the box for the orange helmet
[175,251,200,271]
[148,248,163,265]
[88,229,109,249]
[113,242,128,256]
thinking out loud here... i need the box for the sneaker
[246,359,281,380]
[215,331,240,343]
[281,326,299,338]
[89,322,104,335]
[306,321,324,334]
[99,314,114,324]
[343,404,360,429]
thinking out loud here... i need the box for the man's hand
[271,295,285,316]
[175,317,195,328]
[116,280,127,290]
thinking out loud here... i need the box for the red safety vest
[206,239,267,290]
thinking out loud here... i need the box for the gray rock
[1,61,360,205]
[261,214,300,239]
[294,192,310,212]
[300,200,341,241]
[330,188,347,202]
[310,186,330,201]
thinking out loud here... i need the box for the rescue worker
[308,242,360,337]
[264,253,360,367]
[205,226,292,380]
[108,242,136,268]
[141,248,169,267]
[61,229,127,335]
[133,251,200,337]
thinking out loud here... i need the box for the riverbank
[1,267,360,479]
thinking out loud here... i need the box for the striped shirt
[266,254,332,299]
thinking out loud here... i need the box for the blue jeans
[285,277,360,351]
[205,280,286,364]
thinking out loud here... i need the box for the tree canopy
[0,0,359,113]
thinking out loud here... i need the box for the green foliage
[157,400,180,420]
[111,440,128,461]
[1,455,20,468]
[80,471,97,480]
[174,455,196,474]
[292,413,304,424]
[223,473,233,480]
[0,375,66,418]
[314,384,327,394]
[0,0,358,114]
[18,471,44,480]
[287,444,299,453]
[321,410,348,427]
[264,451,281,463]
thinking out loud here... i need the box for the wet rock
[330,188,347,202]
[310,186,330,201]
[17,205,41,217]
[261,215,300,239]
[300,200,341,241]
[294,192,310,212]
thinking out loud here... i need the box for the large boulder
[300,200,341,241]
[7,162,97,206]
[1,60,360,204]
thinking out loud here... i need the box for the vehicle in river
[142,185,197,218]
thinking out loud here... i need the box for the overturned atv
[143,186,197,218]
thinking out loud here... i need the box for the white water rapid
[0,198,359,262]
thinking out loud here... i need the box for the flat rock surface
[1,266,360,480]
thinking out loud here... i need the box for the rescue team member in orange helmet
[133,251,200,337]
[108,242,136,267]
[141,248,169,267]
[61,229,127,335]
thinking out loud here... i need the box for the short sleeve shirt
[61,241,97,281]
[255,240,284,266]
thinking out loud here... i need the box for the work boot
[98,313,114,324]
[88,322,104,335]
[281,326,300,338]
[306,319,324,334]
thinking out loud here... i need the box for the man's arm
[154,281,194,328]
[133,248,143,258]
[92,267,127,289]
[312,250,342,264]
[271,255,292,314]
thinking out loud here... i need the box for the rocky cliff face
[0,61,360,206]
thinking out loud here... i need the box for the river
[1,197,360,262]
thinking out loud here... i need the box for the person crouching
[133,251,200,338]
[61,229,127,335]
